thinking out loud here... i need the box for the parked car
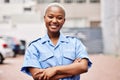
[0,35,26,57]
[0,38,14,64]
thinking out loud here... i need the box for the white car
[0,38,14,64]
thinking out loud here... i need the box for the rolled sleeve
[75,39,92,68]
[21,44,42,76]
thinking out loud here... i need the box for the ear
[43,16,46,22]
[63,18,66,24]
[64,18,66,22]
[44,16,45,19]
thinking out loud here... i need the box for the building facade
[0,0,102,53]
[0,0,101,27]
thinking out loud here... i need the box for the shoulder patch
[28,38,41,46]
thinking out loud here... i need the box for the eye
[57,16,63,20]
[48,15,53,19]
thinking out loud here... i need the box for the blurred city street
[0,54,120,80]
[0,0,120,80]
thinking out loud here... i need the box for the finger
[43,75,47,80]
[34,69,45,77]
[74,58,81,63]
[43,72,48,80]
[74,58,79,62]
[47,76,50,80]
[33,72,39,76]
[77,58,81,62]
[39,72,45,80]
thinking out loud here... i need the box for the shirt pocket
[63,50,76,65]
[39,52,56,68]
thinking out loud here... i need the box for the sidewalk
[0,54,120,80]
[81,54,120,80]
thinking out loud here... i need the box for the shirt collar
[41,32,69,44]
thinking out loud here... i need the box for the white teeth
[51,25,57,28]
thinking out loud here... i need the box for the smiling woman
[44,3,65,40]
[21,3,92,80]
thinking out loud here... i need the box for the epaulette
[66,36,75,39]
[28,38,41,46]
[66,36,80,40]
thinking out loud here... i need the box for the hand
[73,58,81,63]
[41,67,57,80]
[32,69,45,80]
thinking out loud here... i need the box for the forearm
[28,67,70,80]
[28,67,44,80]
[54,59,88,76]
[50,73,72,80]
[28,59,88,80]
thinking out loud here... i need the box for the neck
[48,32,60,45]
[48,32,60,39]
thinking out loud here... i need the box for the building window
[24,7,32,11]
[64,0,73,3]
[64,18,86,27]
[36,0,43,3]
[37,0,60,3]
[53,0,60,3]
[76,0,86,3]
[2,15,11,23]
[90,21,101,27]
[64,0,86,3]
[4,0,10,3]
[90,0,100,3]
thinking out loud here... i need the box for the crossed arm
[28,58,88,80]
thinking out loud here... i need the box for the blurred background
[0,0,120,80]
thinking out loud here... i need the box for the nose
[52,18,57,23]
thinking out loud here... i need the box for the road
[0,54,120,80]
[0,55,32,80]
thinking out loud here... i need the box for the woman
[21,3,92,80]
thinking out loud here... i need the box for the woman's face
[44,6,65,34]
